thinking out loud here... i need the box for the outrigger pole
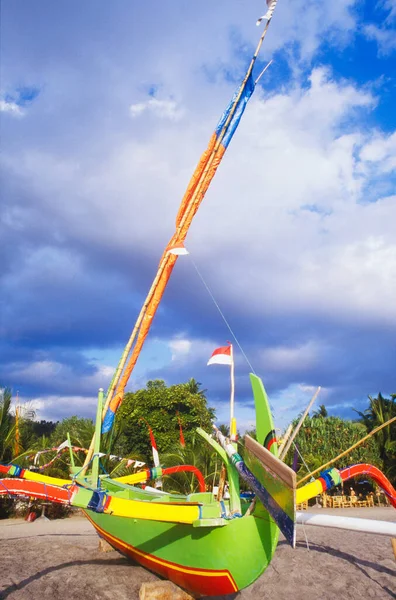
[279,387,321,460]
[298,415,396,485]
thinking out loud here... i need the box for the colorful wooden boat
[0,375,290,596]
[2,374,394,595]
[1,5,396,597]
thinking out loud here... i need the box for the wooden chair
[342,495,352,508]
[322,493,330,508]
[332,496,343,508]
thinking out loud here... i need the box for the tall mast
[83,6,280,469]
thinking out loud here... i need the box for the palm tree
[0,387,14,462]
[218,423,230,437]
[184,378,207,398]
[354,393,396,482]
[161,435,219,494]
[313,404,328,418]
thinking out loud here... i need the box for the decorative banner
[176,412,186,447]
[27,446,145,472]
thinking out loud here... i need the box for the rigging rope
[292,441,313,479]
[188,253,256,374]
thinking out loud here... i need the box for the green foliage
[117,379,215,462]
[161,436,221,494]
[0,387,36,462]
[313,404,328,418]
[50,416,95,449]
[355,393,396,484]
[218,424,230,437]
[288,415,382,477]
[0,387,14,462]
[31,420,57,438]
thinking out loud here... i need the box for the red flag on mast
[207,344,232,366]
[139,418,159,468]
[176,412,186,447]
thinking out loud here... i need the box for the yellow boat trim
[296,479,323,504]
[23,470,71,487]
[106,495,199,524]
[21,465,323,508]
[113,471,147,485]
[22,469,146,487]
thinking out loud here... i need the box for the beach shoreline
[1,507,395,599]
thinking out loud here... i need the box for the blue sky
[1,0,395,433]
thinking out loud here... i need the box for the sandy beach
[1,507,395,600]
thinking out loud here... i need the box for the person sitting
[349,487,357,504]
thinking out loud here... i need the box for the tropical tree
[0,387,14,462]
[161,435,220,494]
[117,379,215,461]
[0,388,36,462]
[355,393,396,483]
[218,423,230,437]
[184,378,207,397]
[49,416,95,449]
[313,404,328,418]
[289,415,382,478]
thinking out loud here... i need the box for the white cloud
[359,131,396,173]
[364,24,396,55]
[13,360,63,380]
[0,99,24,116]
[169,337,192,361]
[130,97,184,120]
[8,360,114,396]
[260,341,322,373]
[30,395,97,421]
[363,1,396,55]
[2,2,395,420]
[4,66,395,335]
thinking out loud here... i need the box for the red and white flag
[207,345,232,366]
[140,418,160,467]
[176,412,186,447]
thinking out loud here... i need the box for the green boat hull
[86,506,278,596]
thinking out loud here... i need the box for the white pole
[230,344,236,441]
[278,424,293,456]
[280,387,321,460]
[296,511,396,537]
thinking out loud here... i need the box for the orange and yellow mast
[83,5,279,469]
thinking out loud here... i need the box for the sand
[0,507,395,600]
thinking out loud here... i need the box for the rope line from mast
[188,253,256,375]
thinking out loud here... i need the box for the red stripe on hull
[85,513,238,596]
[0,478,71,504]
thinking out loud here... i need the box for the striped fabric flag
[140,418,160,468]
[256,0,278,25]
[102,73,256,435]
